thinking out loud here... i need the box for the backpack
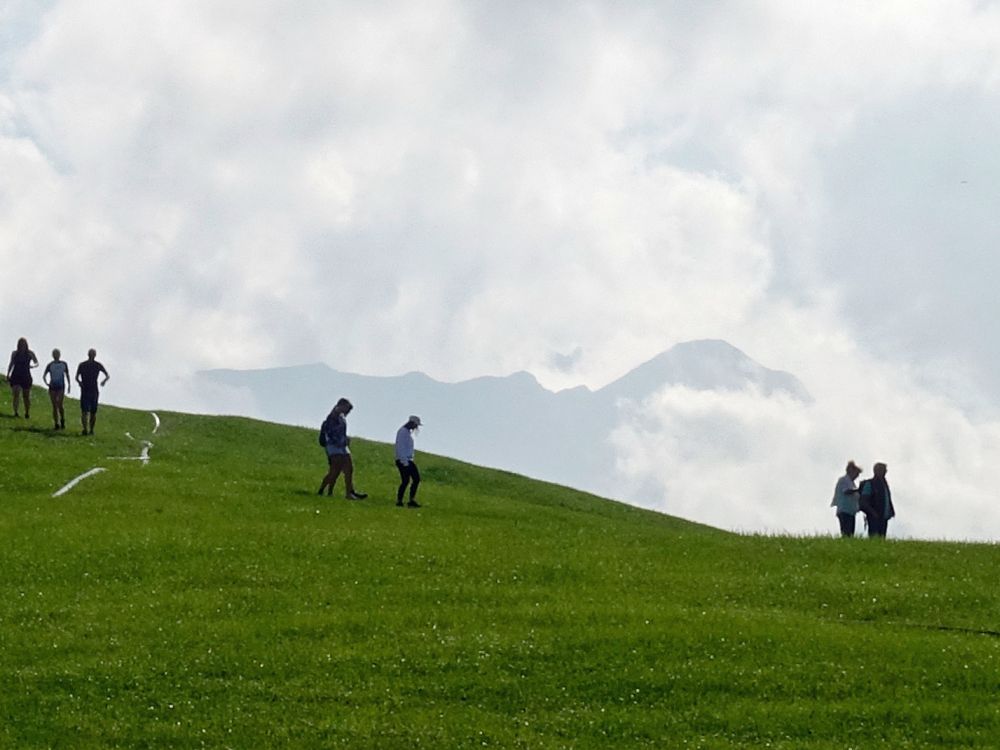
[857,478,873,516]
[318,418,329,447]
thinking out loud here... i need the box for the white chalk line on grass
[52,468,107,498]
[52,412,160,497]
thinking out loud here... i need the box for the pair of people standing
[6,338,109,434]
[831,461,895,538]
[317,399,423,507]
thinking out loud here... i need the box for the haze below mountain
[195,339,809,505]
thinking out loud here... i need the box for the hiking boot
[346,492,368,500]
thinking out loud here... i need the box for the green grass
[1,385,998,748]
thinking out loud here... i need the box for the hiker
[831,460,862,537]
[75,348,110,435]
[317,398,367,500]
[859,462,895,538]
[394,415,423,508]
[7,337,38,418]
[43,348,71,429]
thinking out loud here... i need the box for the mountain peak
[598,340,811,402]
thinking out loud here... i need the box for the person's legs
[396,461,410,505]
[868,517,886,538]
[56,391,65,428]
[318,454,345,495]
[407,461,421,503]
[837,513,855,537]
[49,389,59,427]
[342,455,356,496]
[80,392,96,434]
[12,385,22,416]
[22,387,30,418]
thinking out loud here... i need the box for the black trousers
[396,460,420,503]
[837,512,856,537]
[867,516,889,538]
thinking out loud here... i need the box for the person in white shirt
[394,415,422,508]
[831,460,862,537]
[43,348,71,430]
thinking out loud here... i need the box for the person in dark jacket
[859,462,895,538]
[317,398,367,500]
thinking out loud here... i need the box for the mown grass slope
[1,386,998,748]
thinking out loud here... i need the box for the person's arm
[43,362,52,386]
[29,351,38,368]
[64,363,71,394]
[100,364,110,387]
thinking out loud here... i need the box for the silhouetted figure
[831,460,862,537]
[317,398,367,500]
[859,462,895,538]
[7,337,38,418]
[75,349,109,435]
[43,348,71,429]
[394,415,423,508]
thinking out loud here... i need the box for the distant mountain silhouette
[196,339,809,495]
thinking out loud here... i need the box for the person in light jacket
[831,460,862,537]
[394,415,422,508]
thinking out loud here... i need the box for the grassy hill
[1,387,998,748]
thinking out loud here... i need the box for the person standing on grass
[859,462,895,538]
[75,348,109,436]
[6,337,38,418]
[394,415,422,508]
[43,348,71,430]
[317,398,368,500]
[831,460,862,537]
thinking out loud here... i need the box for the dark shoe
[407,501,421,508]
[80,429,89,436]
[346,492,368,500]
[396,501,404,507]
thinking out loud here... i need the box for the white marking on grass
[52,467,106,497]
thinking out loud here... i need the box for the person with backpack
[831,460,862,537]
[6,337,38,418]
[394,415,423,508]
[317,398,368,500]
[43,348,71,430]
[859,462,895,538]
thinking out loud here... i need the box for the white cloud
[3,1,1000,538]
[609,347,1000,541]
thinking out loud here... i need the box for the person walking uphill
[394,415,422,508]
[7,337,38,418]
[75,349,109,435]
[831,460,862,537]
[317,398,368,500]
[859,462,895,538]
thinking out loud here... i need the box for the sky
[2,1,1000,539]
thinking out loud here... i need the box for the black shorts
[9,374,32,389]
[80,391,100,413]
